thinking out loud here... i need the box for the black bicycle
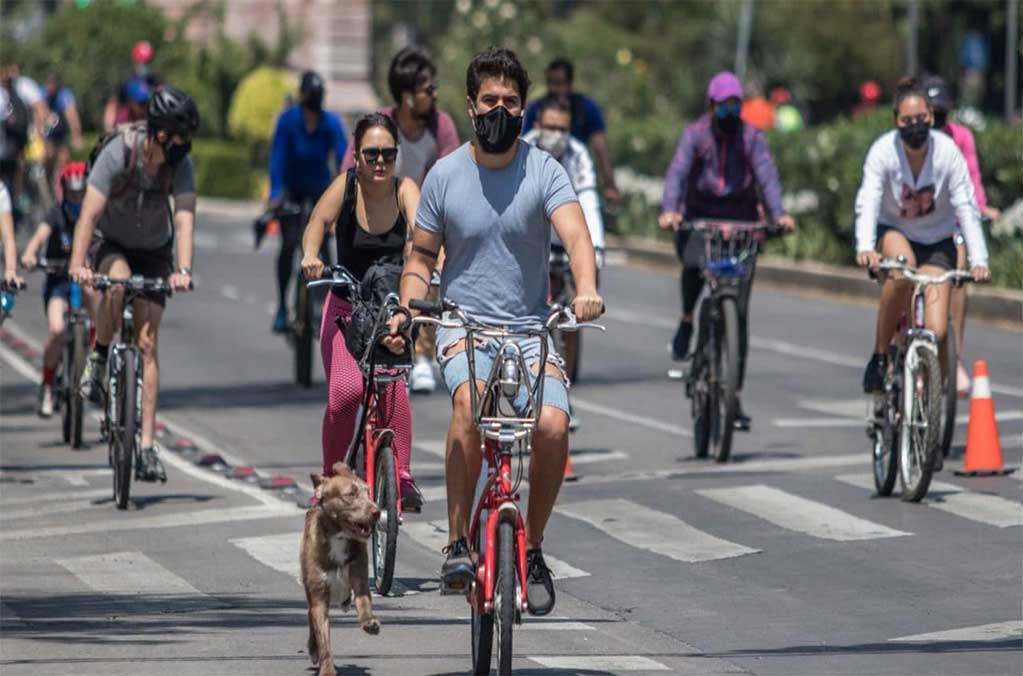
[91,274,174,509]
[32,257,90,448]
[548,244,580,381]
[684,220,778,462]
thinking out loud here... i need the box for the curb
[607,234,1022,326]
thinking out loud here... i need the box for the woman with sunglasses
[301,112,424,510]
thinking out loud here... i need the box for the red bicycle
[411,298,603,675]
[309,266,413,595]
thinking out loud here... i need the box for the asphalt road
[2,205,1021,676]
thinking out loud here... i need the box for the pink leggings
[319,293,414,483]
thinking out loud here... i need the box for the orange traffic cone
[266,219,280,237]
[563,453,577,482]
[956,360,1013,476]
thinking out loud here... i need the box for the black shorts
[90,238,174,307]
[877,225,956,271]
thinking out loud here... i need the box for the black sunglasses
[360,147,398,163]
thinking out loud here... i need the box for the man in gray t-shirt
[70,86,198,485]
[387,48,603,617]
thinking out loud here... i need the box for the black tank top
[335,169,407,282]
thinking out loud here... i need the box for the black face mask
[303,90,324,112]
[898,122,930,150]
[473,105,522,154]
[163,139,191,167]
[715,114,741,136]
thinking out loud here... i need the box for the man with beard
[659,70,795,431]
[342,47,460,392]
[266,70,348,333]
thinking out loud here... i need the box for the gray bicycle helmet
[147,85,199,136]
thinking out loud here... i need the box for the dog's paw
[361,617,381,635]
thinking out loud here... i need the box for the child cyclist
[20,162,95,417]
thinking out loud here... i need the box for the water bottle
[70,282,82,311]
[0,291,14,316]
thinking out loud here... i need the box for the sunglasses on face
[417,83,437,96]
[715,101,742,118]
[360,147,398,163]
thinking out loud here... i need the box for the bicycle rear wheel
[113,355,136,510]
[471,517,494,675]
[371,446,399,596]
[899,344,942,502]
[66,321,86,448]
[493,518,516,676]
[871,394,898,496]
[712,297,740,463]
[690,350,711,459]
[294,283,313,387]
[939,321,958,459]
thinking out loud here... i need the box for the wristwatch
[178,266,192,276]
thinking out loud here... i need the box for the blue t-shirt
[416,141,578,326]
[523,93,606,143]
[268,105,348,201]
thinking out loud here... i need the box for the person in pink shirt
[924,76,1000,396]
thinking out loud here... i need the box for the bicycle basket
[703,227,759,280]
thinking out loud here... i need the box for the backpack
[339,259,407,367]
[0,84,30,159]
[87,121,173,200]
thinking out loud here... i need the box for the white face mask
[537,128,569,158]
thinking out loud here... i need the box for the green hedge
[74,134,264,200]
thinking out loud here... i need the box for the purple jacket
[661,114,785,222]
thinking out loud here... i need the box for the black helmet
[147,85,199,136]
[300,70,324,96]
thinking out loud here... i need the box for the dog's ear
[311,473,326,489]
[331,462,353,478]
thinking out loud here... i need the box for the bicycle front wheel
[871,394,898,496]
[113,355,136,510]
[691,351,711,459]
[493,518,516,676]
[939,321,958,459]
[899,344,942,502]
[371,446,399,596]
[712,297,740,463]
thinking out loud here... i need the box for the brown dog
[301,463,381,676]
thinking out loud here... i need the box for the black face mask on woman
[898,121,930,150]
[473,105,522,154]
[163,139,191,167]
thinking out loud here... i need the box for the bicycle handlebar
[305,265,359,289]
[872,257,975,285]
[89,275,181,293]
[0,279,26,292]
[26,256,69,276]
[410,299,605,335]
[682,219,783,237]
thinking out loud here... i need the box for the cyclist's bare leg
[43,297,67,370]
[446,377,485,543]
[526,364,569,549]
[95,256,130,345]
[132,298,163,448]
[873,231,915,353]
[918,265,951,378]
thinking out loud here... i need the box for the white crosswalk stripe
[696,485,910,541]
[890,620,1023,642]
[56,551,204,597]
[835,473,1023,528]
[556,498,759,562]
[231,532,302,584]
[529,655,671,670]
[402,519,590,578]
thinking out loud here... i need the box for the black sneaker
[525,548,555,616]
[671,320,693,362]
[440,538,474,594]
[79,350,106,404]
[863,353,887,394]
[137,445,167,483]
[733,399,752,432]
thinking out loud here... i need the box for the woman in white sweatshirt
[854,77,989,394]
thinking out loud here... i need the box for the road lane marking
[572,397,692,437]
[57,551,203,596]
[402,520,589,578]
[231,532,301,584]
[696,485,910,541]
[604,309,1023,398]
[836,473,1023,528]
[0,602,25,626]
[556,498,759,563]
[890,620,1023,642]
[520,618,595,631]
[0,487,110,506]
[528,655,670,671]
[3,496,113,521]
[0,505,298,542]
[219,284,241,301]
[773,417,866,428]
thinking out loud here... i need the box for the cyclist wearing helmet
[70,85,198,483]
[266,70,348,334]
[41,72,84,197]
[104,41,159,132]
[20,162,95,417]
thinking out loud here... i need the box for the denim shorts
[435,324,570,416]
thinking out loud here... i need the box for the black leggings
[275,198,328,308]
[676,231,756,390]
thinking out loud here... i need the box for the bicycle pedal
[439,573,473,596]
